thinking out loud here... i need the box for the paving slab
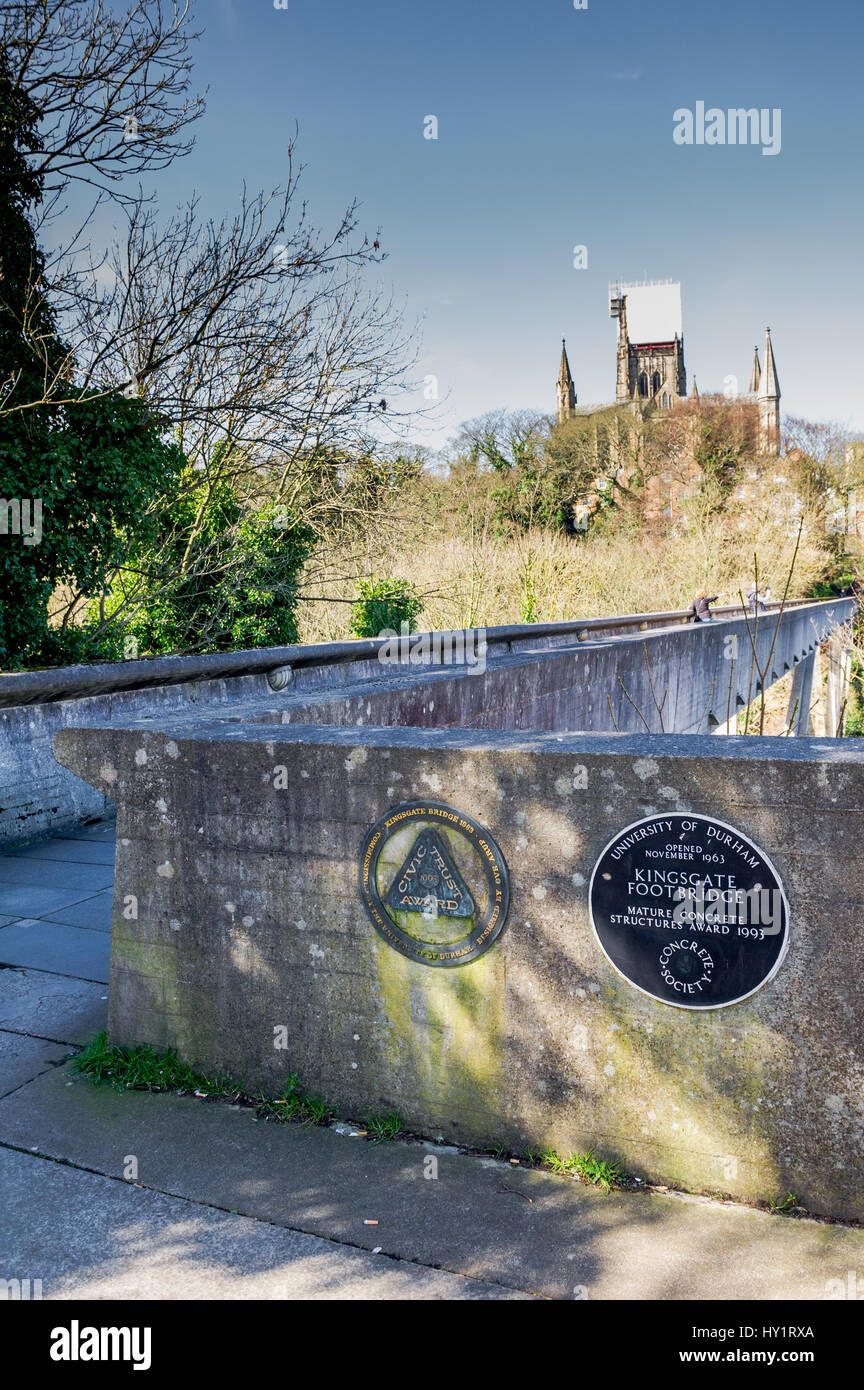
[2,1063,862,1301]
[0,857,113,891]
[0,968,108,1045]
[0,921,110,982]
[39,890,112,933]
[5,838,116,866]
[0,1148,522,1301]
[0,1030,70,1098]
[0,884,99,919]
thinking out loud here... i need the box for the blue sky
[150,0,863,446]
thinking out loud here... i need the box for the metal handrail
[0,596,853,707]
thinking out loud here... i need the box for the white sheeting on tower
[620,281,682,344]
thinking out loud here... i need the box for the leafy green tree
[0,63,184,669]
[544,408,639,530]
[100,473,314,655]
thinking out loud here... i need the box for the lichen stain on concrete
[99,763,118,784]
[165,740,180,759]
[344,747,368,772]
[633,758,660,781]
[594,993,788,1193]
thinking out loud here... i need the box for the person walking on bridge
[691,589,718,623]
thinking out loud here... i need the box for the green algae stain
[368,930,507,1123]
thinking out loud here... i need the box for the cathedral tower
[610,281,686,407]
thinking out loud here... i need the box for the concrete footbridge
[2,595,861,1222]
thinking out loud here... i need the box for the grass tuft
[767,1191,799,1215]
[255,1073,332,1127]
[366,1111,404,1143]
[74,1032,330,1126]
[537,1146,624,1192]
[73,1032,240,1096]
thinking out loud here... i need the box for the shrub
[349,577,423,638]
[97,488,315,656]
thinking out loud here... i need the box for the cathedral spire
[749,345,761,394]
[759,327,780,399]
[758,327,781,453]
[556,338,576,424]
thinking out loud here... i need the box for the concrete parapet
[2,598,854,845]
[52,719,864,1220]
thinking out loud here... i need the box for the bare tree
[0,0,206,420]
[1,1,421,652]
[2,0,205,198]
[48,149,418,640]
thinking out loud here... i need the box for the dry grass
[296,495,829,642]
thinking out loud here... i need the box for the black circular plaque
[359,801,510,966]
[589,812,789,1009]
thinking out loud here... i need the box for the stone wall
[0,674,268,844]
[53,718,864,1220]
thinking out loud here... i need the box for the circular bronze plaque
[589,812,789,1009]
[359,801,510,966]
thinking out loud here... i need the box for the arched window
[652,371,661,396]
[661,392,669,407]
[638,372,648,397]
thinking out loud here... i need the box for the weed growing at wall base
[74,1032,242,1097]
[73,1033,377,1133]
[366,1112,405,1143]
[539,1147,625,1192]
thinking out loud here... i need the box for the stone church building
[556,279,781,455]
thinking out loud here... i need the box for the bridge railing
[0,596,854,706]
